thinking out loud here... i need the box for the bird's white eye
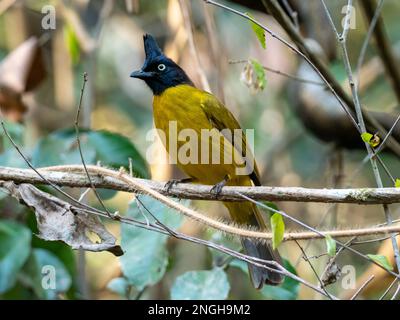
[157,63,166,71]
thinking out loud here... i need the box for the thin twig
[0,113,109,218]
[229,59,325,86]
[237,192,400,279]
[280,0,299,31]
[391,283,400,300]
[351,235,393,245]
[204,0,359,130]
[2,180,332,298]
[295,240,334,300]
[380,278,397,300]
[350,275,375,300]
[128,195,335,298]
[320,0,400,279]
[74,72,112,217]
[257,0,400,156]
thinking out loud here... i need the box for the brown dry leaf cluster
[3,181,123,256]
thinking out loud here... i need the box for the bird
[130,34,283,288]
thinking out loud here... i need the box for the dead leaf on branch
[3,182,123,256]
[0,37,47,121]
[321,258,342,287]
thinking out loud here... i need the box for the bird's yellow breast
[152,85,250,186]
[153,85,213,134]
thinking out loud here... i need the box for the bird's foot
[210,175,230,198]
[164,178,194,192]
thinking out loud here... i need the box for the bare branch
[3,165,400,204]
[350,275,375,300]
[1,165,400,241]
[320,0,400,278]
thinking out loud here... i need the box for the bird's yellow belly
[153,87,243,186]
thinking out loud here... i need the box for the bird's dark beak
[130,69,151,79]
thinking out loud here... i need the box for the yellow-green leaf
[63,23,80,64]
[250,59,267,90]
[246,12,266,49]
[367,254,393,271]
[395,179,400,188]
[270,213,284,249]
[325,235,336,257]
[361,132,373,144]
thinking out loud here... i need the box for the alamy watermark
[41,265,56,290]
[146,121,255,176]
[41,5,56,30]
[341,5,356,30]
[341,264,356,289]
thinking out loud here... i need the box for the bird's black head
[130,34,193,95]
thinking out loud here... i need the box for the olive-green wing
[200,92,261,185]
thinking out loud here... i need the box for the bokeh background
[0,0,400,300]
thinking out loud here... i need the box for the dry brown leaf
[3,181,123,256]
[0,37,47,121]
[321,259,342,287]
[0,37,46,93]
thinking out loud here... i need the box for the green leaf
[23,248,72,299]
[63,23,80,64]
[32,128,149,178]
[270,213,284,249]
[29,220,77,280]
[246,13,266,49]
[170,268,230,300]
[0,149,29,169]
[361,132,380,148]
[325,235,336,257]
[395,179,400,188]
[367,254,393,271]
[250,59,267,90]
[120,195,183,290]
[0,221,31,293]
[86,130,149,178]
[32,134,96,167]
[0,120,28,169]
[261,259,299,300]
[361,132,373,144]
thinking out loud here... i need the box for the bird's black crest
[130,34,194,95]
[143,34,163,61]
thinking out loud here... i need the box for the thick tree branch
[1,166,400,241]
[2,165,400,204]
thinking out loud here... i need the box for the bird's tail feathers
[225,202,284,288]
